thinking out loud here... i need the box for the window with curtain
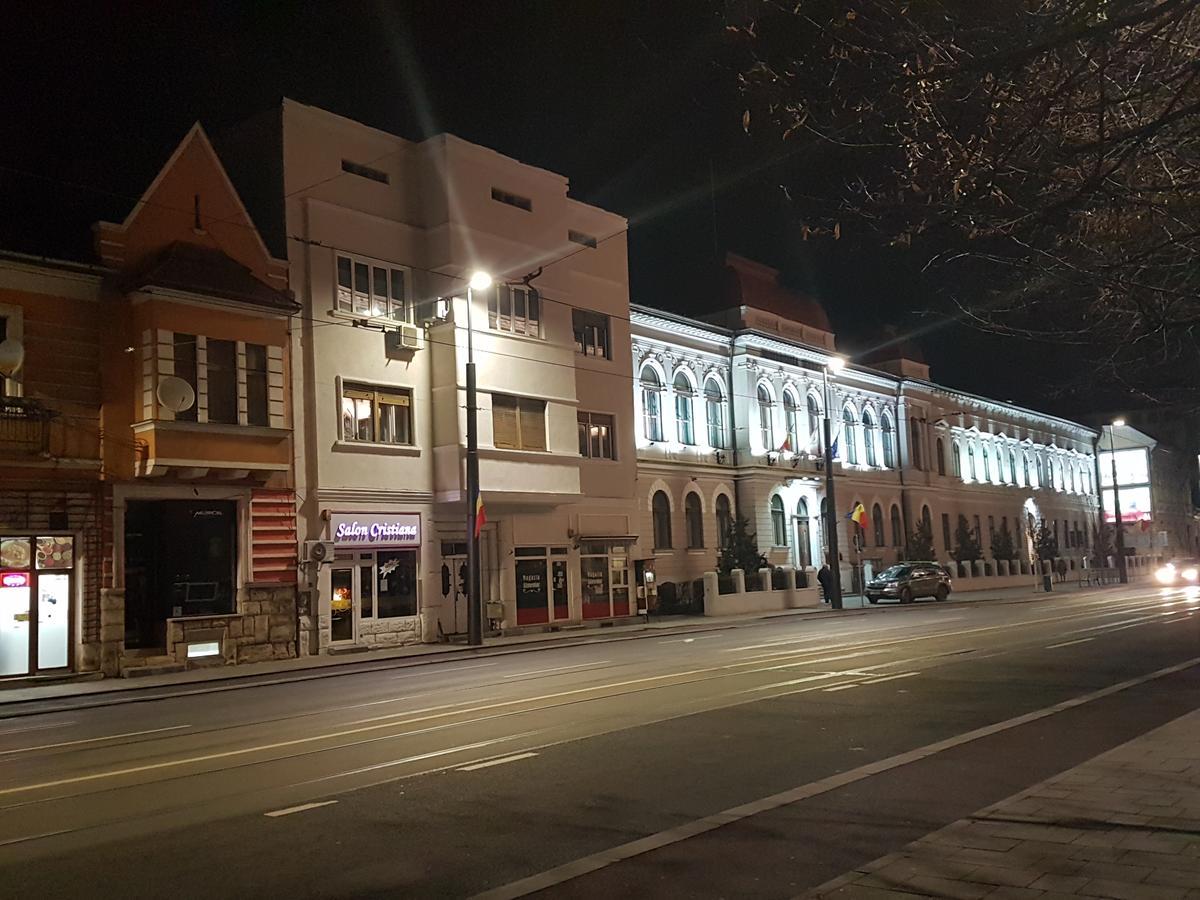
[491,394,546,450]
[982,447,992,482]
[685,492,704,549]
[968,444,977,480]
[843,407,858,464]
[783,391,799,451]
[863,411,877,466]
[890,505,903,546]
[881,414,895,467]
[207,338,238,425]
[651,491,672,549]
[952,440,962,477]
[704,379,725,448]
[872,503,885,547]
[807,393,823,454]
[716,494,733,548]
[795,498,811,567]
[909,417,922,469]
[936,437,946,475]
[758,384,775,450]
[673,372,694,445]
[770,495,787,546]
[640,367,663,441]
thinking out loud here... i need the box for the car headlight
[1183,568,1198,582]
[1156,565,1177,584]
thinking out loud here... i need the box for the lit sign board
[186,641,221,659]
[329,512,422,549]
[1,572,29,588]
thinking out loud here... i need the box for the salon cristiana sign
[329,512,422,548]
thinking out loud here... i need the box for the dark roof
[722,253,833,333]
[120,241,298,313]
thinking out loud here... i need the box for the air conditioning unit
[384,324,423,357]
[303,540,336,564]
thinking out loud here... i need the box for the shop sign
[1,572,29,588]
[329,512,422,548]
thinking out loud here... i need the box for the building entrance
[0,535,74,677]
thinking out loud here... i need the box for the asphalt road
[1,585,1198,899]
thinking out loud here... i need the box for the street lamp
[465,270,492,646]
[822,355,846,609]
[1108,418,1128,585]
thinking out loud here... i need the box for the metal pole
[465,287,483,645]
[823,367,843,609]
[1109,427,1128,585]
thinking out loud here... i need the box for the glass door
[0,535,74,676]
[329,564,356,643]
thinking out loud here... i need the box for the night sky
[1,1,1054,412]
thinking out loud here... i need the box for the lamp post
[822,355,846,609]
[465,270,492,646]
[1108,418,1129,585]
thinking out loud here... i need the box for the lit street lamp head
[1111,418,1126,428]
[469,271,493,292]
[827,355,847,373]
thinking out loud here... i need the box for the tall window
[673,372,695,445]
[843,407,858,464]
[795,498,811,567]
[1024,452,1032,487]
[968,443,977,480]
[1068,464,1076,493]
[336,253,408,320]
[173,332,198,422]
[685,493,704,549]
[997,446,1007,483]
[757,384,775,450]
[488,285,541,337]
[863,411,878,466]
[207,339,238,425]
[716,494,733,548]
[881,414,895,467]
[704,379,725,449]
[952,440,962,477]
[577,411,614,459]
[771,495,787,546]
[808,394,823,454]
[1035,454,1045,487]
[245,343,269,426]
[640,367,663,441]
[936,437,946,476]
[652,491,672,549]
[872,503,885,547]
[342,383,413,445]
[1010,449,1019,486]
[922,505,932,531]
[909,417,922,469]
[492,394,546,450]
[982,446,992,482]
[890,504,903,547]
[572,309,610,359]
[783,391,800,452]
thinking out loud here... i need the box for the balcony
[0,398,54,456]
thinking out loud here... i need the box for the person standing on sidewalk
[817,564,832,603]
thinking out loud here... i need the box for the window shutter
[492,394,519,448]
[519,399,546,450]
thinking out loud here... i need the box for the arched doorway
[793,497,812,568]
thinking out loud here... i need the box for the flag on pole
[778,433,793,453]
[847,502,868,529]
[474,493,487,538]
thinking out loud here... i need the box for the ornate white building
[632,255,1101,596]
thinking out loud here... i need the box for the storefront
[580,541,631,619]
[0,535,75,677]
[513,546,569,625]
[327,511,421,646]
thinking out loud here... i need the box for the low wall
[165,583,298,667]
[701,568,823,617]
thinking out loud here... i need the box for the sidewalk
[0,578,1123,711]
[810,708,1200,900]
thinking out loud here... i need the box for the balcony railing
[0,398,55,456]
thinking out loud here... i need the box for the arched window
[1035,454,1045,488]
[872,503,885,547]
[843,407,858,464]
[968,443,977,480]
[1010,449,1019,486]
[715,493,733,548]
[881,414,896,467]
[757,383,775,451]
[651,490,672,549]
[910,417,922,469]
[1023,452,1032,487]
[921,505,932,530]
[936,437,946,476]
[770,494,787,546]
[640,367,663,442]
[982,446,992,482]
[704,379,725,449]
[997,445,1007,483]
[685,492,704,549]
[890,504,903,547]
[673,372,694,445]
[807,393,823,454]
[863,410,878,467]
[783,390,800,452]
[1068,463,1076,493]
[952,440,962,478]
[794,498,811,567]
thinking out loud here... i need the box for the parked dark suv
[865,562,953,604]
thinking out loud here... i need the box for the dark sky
[0,0,1053,411]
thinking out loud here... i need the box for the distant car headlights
[1156,564,1177,584]
[1183,567,1199,583]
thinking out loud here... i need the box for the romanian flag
[778,434,792,453]
[847,502,868,529]
[474,493,487,538]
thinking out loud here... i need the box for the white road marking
[0,722,75,738]
[0,828,73,847]
[458,752,539,772]
[0,724,191,756]
[823,683,860,692]
[308,735,531,783]
[1046,637,1094,649]
[738,673,844,694]
[860,672,920,685]
[660,634,723,644]
[264,800,338,818]
[502,662,610,678]
[472,654,1200,900]
[392,662,496,678]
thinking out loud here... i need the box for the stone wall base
[165,584,298,668]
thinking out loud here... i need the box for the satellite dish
[0,339,24,377]
[157,375,196,413]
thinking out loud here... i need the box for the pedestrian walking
[817,563,832,603]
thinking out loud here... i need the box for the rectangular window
[245,343,268,427]
[491,187,532,211]
[577,411,615,460]
[341,159,389,184]
[173,333,198,422]
[340,383,413,445]
[375,550,417,617]
[207,339,238,424]
[492,394,546,451]
[568,229,598,249]
[488,286,541,337]
[334,253,410,321]
[572,309,611,359]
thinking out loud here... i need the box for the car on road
[865,562,952,604]
[1154,558,1200,586]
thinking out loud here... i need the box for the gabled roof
[121,241,298,313]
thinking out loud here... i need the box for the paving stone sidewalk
[809,708,1200,900]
